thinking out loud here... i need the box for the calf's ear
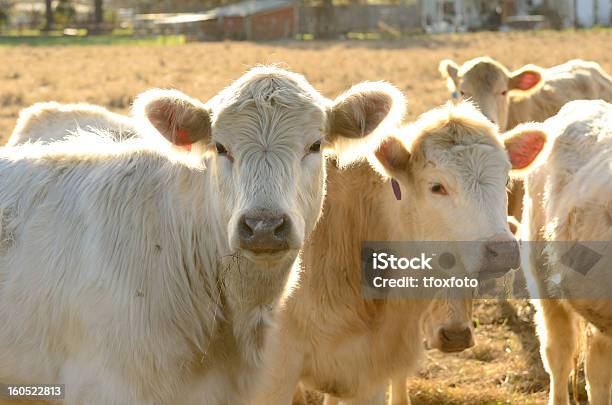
[133,89,211,146]
[508,66,542,91]
[328,81,405,142]
[439,59,460,90]
[373,136,411,178]
[503,124,549,175]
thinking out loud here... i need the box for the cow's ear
[508,66,542,91]
[374,136,411,178]
[503,124,549,174]
[134,89,211,146]
[439,59,460,90]
[328,81,405,142]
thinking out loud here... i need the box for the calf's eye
[501,90,508,96]
[430,183,448,196]
[308,140,322,153]
[215,142,228,155]
[460,91,466,97]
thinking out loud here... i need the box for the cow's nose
[479,235,520,280]
[238,212,291,254]
[438,326,474,352]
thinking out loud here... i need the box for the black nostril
[239,215,254,239]
[274,215,290,239]
[486,244,499,257]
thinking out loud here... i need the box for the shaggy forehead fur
[210,66,327,120]
[209,66,327,150]
[408,101,506,163]
[403,102,511,198]
[459,57,510,88]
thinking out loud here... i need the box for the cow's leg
[585,327,612,405]
[536,300,580,405]
[389,377,410,405]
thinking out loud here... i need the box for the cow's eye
[308,140,322,153]
[460,91,466,97]
[501,90,508,96]
[430,183,448,196]
[215,142,228,155]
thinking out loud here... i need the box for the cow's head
[134,67,404,268]
[439,57,542,130]
[374,102,549,279]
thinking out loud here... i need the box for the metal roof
[209,0,295,18]
[137,0,295,26]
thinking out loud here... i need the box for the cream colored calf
[523,100,612,405]
[252,101,550,405]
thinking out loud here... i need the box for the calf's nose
[479,235,520,280]
[238,212,291,254]
[438,326,474,352]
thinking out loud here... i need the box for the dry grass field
[0,30,610,404]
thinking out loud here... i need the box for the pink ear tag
[391,179,401,200]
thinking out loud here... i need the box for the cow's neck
[189,170,298,375]
[508,86,564,130]
[299,159,416,300]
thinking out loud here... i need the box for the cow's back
[508,61,612,129]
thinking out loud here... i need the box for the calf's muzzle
[238,211,291,254]
[478,234,520,280]
[438,325,475,352]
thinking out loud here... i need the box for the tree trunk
[94,0,103,24]
[44,0,53,30]
[320,0,335,38]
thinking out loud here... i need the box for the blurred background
[0,0,610,42]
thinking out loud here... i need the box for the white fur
[8,102,136,146]
[523,100,612,405]
[0,66,404,404]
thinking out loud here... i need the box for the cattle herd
[0,57,610,405]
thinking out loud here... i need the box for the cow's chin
[240,249,298,270]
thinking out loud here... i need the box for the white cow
[523,100,612,405]
[252,101,551,405]
[0,66,404,404]
[7,101,135,146]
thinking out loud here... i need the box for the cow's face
[422,296,474,353]
[439,58,542,131]
[135,67,403,268]
[375,103,549,278]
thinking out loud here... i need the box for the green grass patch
[0,34,185,47]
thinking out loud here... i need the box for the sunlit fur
[7,101,136,146]
[440,57,612,131]
[251,102,531,405]
[0,66,404,404]
[523,100,612,405]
